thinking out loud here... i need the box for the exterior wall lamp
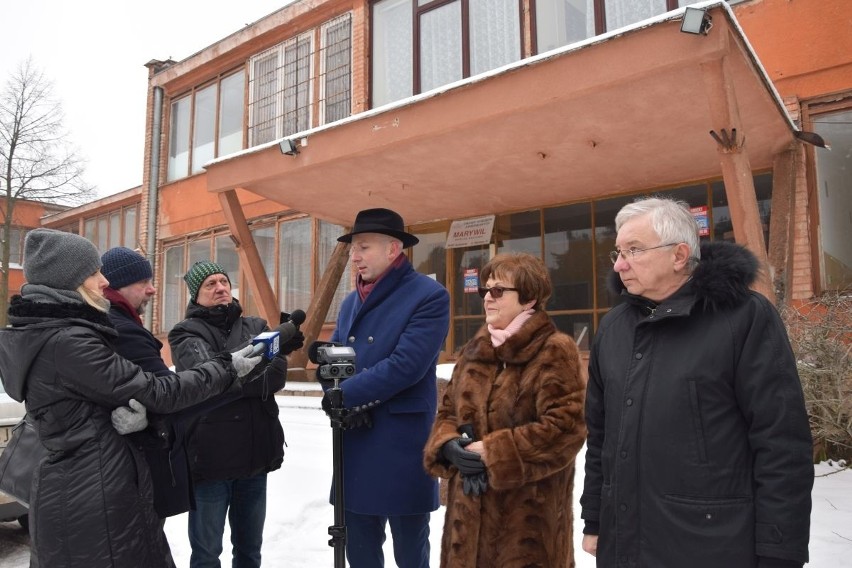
[681,7,713,35]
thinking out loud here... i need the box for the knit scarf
[104,287,144,325]
[21,283,87,305]
[488,308,535,347]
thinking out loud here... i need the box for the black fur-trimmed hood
[7,294,115,330]
[608,240,759,312]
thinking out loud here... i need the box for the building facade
[18,0,851,369]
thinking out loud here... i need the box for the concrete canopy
[203,3,797,228]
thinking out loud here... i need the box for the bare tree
[0,57,95,325]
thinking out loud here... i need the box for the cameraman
[324,208,449,568]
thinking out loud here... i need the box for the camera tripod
[326,379,347,568]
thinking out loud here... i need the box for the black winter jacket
[580,241,813,568]
[0,295,237,567]
[168,300,286,482]
[107,295,237,518]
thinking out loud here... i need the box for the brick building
[19,0,851,369]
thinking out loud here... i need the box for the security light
[681,7,712,35]
[279,139,299,156]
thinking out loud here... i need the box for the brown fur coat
[424,310,586,568]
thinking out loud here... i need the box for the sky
[0,0,297,199]
[1,392,851,566]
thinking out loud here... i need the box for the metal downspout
[144,86,163,329]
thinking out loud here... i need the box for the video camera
[310,342,356,380]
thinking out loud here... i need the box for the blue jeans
[188,474,268,568]
[344,510,431,568]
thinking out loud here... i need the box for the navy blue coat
[330,256,450,515]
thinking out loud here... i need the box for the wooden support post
[701,57,776,303]
[218,190,279,325]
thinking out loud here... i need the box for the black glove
[321,392,376,430]
[281,330,305,355]
[441,438,486,476]
[342,407,373,430]
[756,558,802,568]
[462,471,488,496]
[321,391,334,415]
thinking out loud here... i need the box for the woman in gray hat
[0,228,263,568]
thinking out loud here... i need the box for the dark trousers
[344,510,431,568]
[188,474,268,568]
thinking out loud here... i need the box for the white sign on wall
[446,215,495,249]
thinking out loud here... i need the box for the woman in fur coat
[424,252,587,568]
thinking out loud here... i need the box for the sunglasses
[477,286,519,299]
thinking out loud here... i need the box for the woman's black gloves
[441,438,485,476]
[441,425,489,496]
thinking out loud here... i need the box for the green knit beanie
[183,261,229,301]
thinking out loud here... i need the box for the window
[160,217,352,333]
[322,14,353,124]
[373,0,682,105]
[372,0,521,105]
[811,106,852,291]
[604,0,668,31]
[444,174,772,350]
[372,0,413,107]
[319,221,353,318]
[7,227,26,265]
[534,0,679,54]
[249,13,353,146]
[82,206,139,252]
[535,0,594,54]
[279,218,312,312]
[167,70,246,181]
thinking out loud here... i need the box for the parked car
[0,380,29,530]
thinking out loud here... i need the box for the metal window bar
[249,13,352,148]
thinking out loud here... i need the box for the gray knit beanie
[23,228,102,291]
[184,261,229,302]
[101,247,153,289]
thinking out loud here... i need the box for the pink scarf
[489,308,535,347]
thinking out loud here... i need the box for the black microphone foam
[275,309,305,343]
[249,309,307,357]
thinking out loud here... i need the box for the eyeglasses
[609,243,679,264]
[477,286,519,299]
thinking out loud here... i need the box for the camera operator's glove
[441,437,486,476]
[281,330,305,355]
[111,399,148,435]
[230,344,265,378]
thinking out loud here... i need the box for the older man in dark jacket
[580,197,813,568]
[322,208,450,568]
[168,261,303,568]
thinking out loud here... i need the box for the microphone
[249,309,306,358]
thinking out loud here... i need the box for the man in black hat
[321,207,450,568]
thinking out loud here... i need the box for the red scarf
[104,287,143,326]
[357,254,406,302]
